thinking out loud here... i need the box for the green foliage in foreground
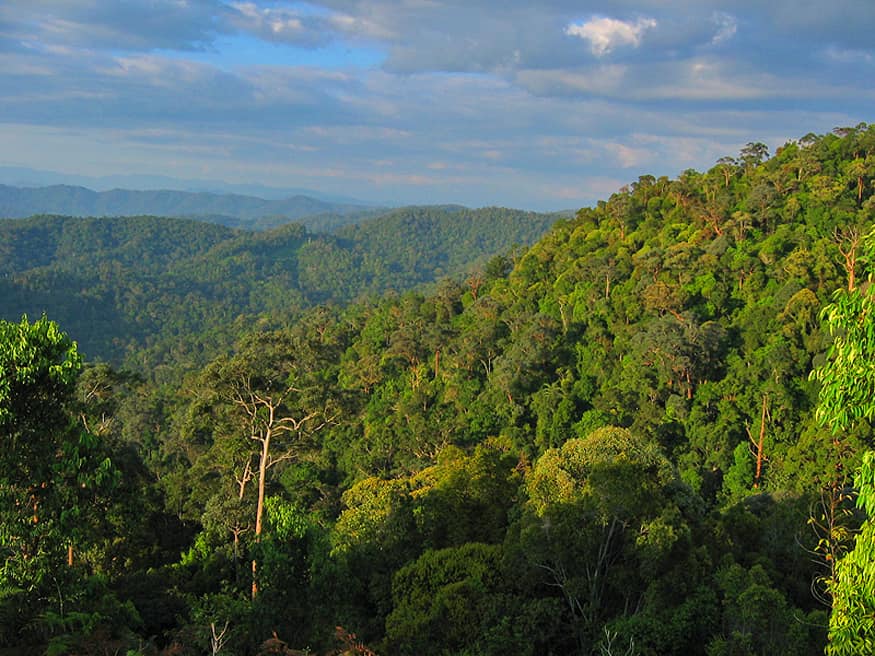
[6,124,875,654]
[812,231,875,655]
[826,453,875,655]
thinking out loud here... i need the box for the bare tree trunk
[230,377,327,600]
[252,428,271,599]
[748,395,768,489]
[210,621,230,656]
[834,227,861,291]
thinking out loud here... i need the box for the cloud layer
[0,1,873,209]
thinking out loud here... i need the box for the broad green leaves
[813,282,875,432]
[812,230,875,654]
[0,316,115,592]
[826,453,875,655]
[0,314,80,426]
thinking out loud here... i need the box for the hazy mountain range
[0,166,370,204]
[0,182,383,231]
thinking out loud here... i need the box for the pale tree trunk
[233,459,252,564]
[232,381,325,600]
[252,425,271,599]
[834,226,861,291]
[748,395,768,489]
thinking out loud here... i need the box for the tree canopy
[4,124,875,653]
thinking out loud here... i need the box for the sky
[1,1,874,211]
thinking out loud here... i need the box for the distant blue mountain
[0,166,372,205]
[0,182,383,231]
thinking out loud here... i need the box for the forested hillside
[0,184,378,231]
[0,206,557,370]
[2,125,875,655]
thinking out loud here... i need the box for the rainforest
[2,125,875,655]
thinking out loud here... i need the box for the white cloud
[232,1,302,35]
[823,46,873,64]
[228,2,329,46]
[710,11,737,45]
[565,16,657,57]
[605,142,652,168]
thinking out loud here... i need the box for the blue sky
[1,1,873,210]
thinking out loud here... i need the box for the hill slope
[4,124,875,656]
[0,206,559,367]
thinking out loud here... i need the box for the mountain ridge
[0,183,382,231]
[0,165,373,204]
[0,206,560,368]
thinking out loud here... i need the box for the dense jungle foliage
[2,124,875,655]
[0,205,557,372]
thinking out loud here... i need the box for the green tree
[518,427,682,652]
[825,453,875,655]
[0,316,124,652]
[810,236,875,654]
[0,316,115,587]
[328,476,419,641]
[183,328,333,599]
[384,542,506,655]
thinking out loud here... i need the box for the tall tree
[188,329,333,598]
[811,231,875,654]
[0,316,117,588]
